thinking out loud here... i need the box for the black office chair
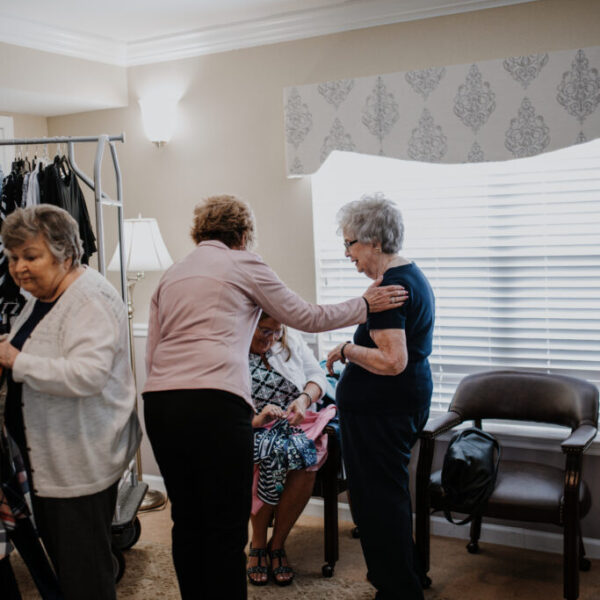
[415,370,598,600]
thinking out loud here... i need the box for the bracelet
[299,391,312,407]
[340,341,351,360]
[362,296,370,313]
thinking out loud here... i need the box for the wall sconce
[139,95,179,147]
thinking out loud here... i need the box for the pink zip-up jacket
[143,241,365,406]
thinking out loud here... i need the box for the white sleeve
[292,331,327,401]
[12,298,120,398]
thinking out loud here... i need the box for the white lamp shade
[139,96,178,144]
[108,217,173,273]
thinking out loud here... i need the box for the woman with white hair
[326,193,435,600]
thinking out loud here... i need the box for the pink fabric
[143,241,365,406]
[251,404,337,514]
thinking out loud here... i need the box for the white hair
[336,192,404,253]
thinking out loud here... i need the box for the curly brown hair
[190,195,256,249]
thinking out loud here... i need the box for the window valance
[283,46,600,176]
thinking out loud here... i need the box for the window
[311,141,600,415]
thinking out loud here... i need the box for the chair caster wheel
[466,541,479,554]
[580,558,591,571]
[322,564,334,577]
[421,575,432,589]
[351,526,360,539]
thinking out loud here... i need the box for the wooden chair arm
[420,411,463,439]
[561,424,598,454]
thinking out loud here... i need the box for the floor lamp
[108,215,173,511]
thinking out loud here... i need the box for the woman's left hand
[285,398,306,426]
[0,339,19,369]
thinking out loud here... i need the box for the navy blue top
[6,298,59,466]
[336,262,435,415]
[10,298,58,351]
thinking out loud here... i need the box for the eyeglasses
[343,239,359,250]
[257,326,283,339]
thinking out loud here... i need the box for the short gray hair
[1,205,84,267]
[336,193,404,253]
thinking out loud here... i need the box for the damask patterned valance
[283,46,600,176]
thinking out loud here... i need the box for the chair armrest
[561,424,598,454]
[420,411,463,439]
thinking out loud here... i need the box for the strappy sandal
[268,547,294,587]
[247,546,269,586]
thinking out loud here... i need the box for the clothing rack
[0,134,127,301]
[0,134,148,539]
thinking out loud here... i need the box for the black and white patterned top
[249,351,301,414]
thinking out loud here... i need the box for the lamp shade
[108,216,173,273]
[139,96,178,145]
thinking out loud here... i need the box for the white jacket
[10,267,141,498]
[263,329,327,405]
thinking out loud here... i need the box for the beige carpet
[11,507,600,599]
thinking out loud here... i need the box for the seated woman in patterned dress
[247,312,335,587]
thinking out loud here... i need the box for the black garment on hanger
[42,160,96,264]
[0,172,27,320]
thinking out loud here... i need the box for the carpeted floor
[11,505,600,599]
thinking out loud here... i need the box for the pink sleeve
[145,289,160,375]
[236,251,366,332]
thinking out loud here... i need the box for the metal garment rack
[0,134,147,531]
[0,134,127,296]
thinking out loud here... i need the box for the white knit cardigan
[10,267,141,497]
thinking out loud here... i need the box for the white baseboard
[304,498,600,560]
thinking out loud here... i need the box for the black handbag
[440,427,501,525]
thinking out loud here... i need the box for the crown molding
[0,0,536,67]
[0,14,127,65]
[126,0,537,65]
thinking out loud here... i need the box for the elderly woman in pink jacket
[143,195,407,599]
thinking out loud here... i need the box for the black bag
[440,427,501,525]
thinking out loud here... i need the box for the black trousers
[339,406,429,600]
[32,481,119,600]
[144,389,254,600]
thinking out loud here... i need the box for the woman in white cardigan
[0,205,141,600]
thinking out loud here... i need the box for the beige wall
[0,42,127,116]
[1,113,48,171]
[44,0,600,325]
[8,112,48,139]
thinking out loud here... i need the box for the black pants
[32,481,119,600]
[144,389,254,600]
[339,406,429,600]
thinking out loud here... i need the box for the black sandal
[268,547,294,587]
[247,546,269,586]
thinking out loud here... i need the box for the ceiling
[0,0,536,66]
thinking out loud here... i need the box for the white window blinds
[311,142,600,414]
